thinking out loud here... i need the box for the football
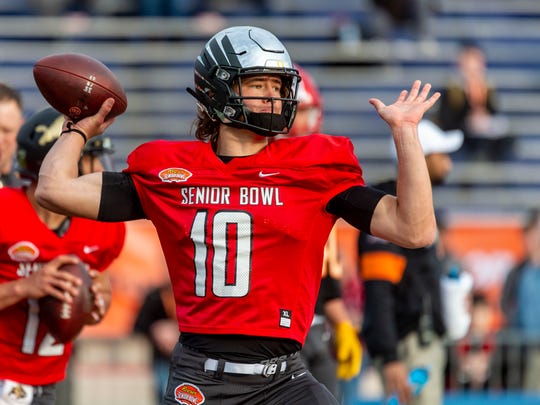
[39,261,94,343]
[33,52,127,121]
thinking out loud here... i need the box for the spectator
[369,0,438,41]
[137,0,203,16]
[358,119,463,405]
[501,208,540,392]
[24,0,136,16]
[436,40,514,161]
[437,212,473,343]
[435,210,476,392]
[454,293,496,391]
[0,82,24,188]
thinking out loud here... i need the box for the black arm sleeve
[362,280,399,363]
[318,274,342,303]
[98,171,146,221]
[326,185,386,234]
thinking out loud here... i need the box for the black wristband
[61,121,88,143]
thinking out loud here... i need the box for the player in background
[359,120,463,405]
[0,82,25,188]
[0,108,125,405]
[36,26,439,405]
[275,64,362,397]
[133,283,178,404]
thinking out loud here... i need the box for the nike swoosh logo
[83,245,99,254]
[291,371,307,380]
[259,171,280,178]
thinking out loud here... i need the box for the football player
[0,108,125,405]
[36,26,439,404]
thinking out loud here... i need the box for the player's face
[0,100,24,175]
[239,75,283,114]
[459,47,486,78]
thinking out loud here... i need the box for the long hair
[194,109,220,144]
[0,82,22,108]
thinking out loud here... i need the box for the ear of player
[33,52,127,122]
[38,261,94,343]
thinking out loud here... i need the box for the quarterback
[36,26,439,405]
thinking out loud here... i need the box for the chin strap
[186,87,289,137]
[216,111,289,137]
[246,112,287,135]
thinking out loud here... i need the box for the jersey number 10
[190,210,253,298]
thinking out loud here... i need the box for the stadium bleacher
[2,2,540,404]
[1,0,540,214]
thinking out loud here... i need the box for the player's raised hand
[369,80,440,129]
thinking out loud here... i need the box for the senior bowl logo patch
[159,168,192,183]
[8,241,40,261]
[174,383,205,404]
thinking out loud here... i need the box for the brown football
[38,261,93,343]
[33,52,127,121]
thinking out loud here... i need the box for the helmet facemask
[222,69,300,137]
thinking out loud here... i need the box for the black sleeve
[319,274,342,303]
[326,185,386,234]
[98,171,146,221]
[133,288,166,335]
[362,280,399,363]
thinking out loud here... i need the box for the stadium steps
[0,12,539,211]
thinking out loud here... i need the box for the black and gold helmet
[17,107,115,180]
[16,107,63,181]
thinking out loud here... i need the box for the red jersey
[0,187,125,385]
[124,134,364,344]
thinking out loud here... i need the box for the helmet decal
[16,107,64,181]
[17,107,115,180]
